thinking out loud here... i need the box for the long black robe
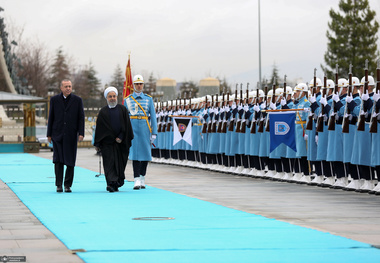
[94,104,134,187]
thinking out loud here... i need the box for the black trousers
[55,163,74,187]
[133,161,149,178]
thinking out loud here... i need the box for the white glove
[373,91,380,102]
[187,109,192,115]
[332,93,340,102]
[238,104,243,111]
[225,106,230,112]
[203,109,207,115]
[309,94,316,104]
[303,107,310,112]
[315,135,318,145]
[231,103,237,110]
[243,105,249,112]
[346,95,353,104]
[320,96,327,106]
[270,102,276,110]
[150,134,157,144]
[219,107,225,113]
[362,91,369,101]
[304,134,308,141]
[260,101,267,109]
[253,104,260,112]
[280,98,287,106]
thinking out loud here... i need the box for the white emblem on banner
[275,121,290,135]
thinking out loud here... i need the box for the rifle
[157,101,162,133]
[265,79,276,132]
[202,96,208,133]
[217,92,225,133]
[282,75,287,108]
[342,64,353,133]
[235,84,243,133]
[357,59,369,131]
[316,74,327,133]
[258,86,268,133]
[166,100,173,132]
[240,83,249,133]
[250,88,259,134]
[369,59,380,133]
[221,92,229,133]
[211,94,218,133]
[161,102,167,132]
[207,95,214,133]
[328,64,339,130]
[306,68,317,130]
[228,86,238,132]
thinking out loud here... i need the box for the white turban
[104,86,118,99]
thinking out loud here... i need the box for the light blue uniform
[124,92,157,161]
[295,95,310,158]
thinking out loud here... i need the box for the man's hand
[116,138,122,143]
[48,136,52,143]
[78,135,84,142]
[95,146,100,152]
[150,134,157,144]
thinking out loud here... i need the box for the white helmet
[267,90,273,98]
[133,74,144,83]
[298,83,309,92]
[285,86,293,95]
[360,76,375,86]
[326,79,335,89]
[294,84,301,92]
[309,78,322,87]
[352,77,361,87]
[275,88,284,97]
[338,78,348,88]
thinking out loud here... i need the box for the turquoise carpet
[1,153,380,263]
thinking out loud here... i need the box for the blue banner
[269,112,297,153]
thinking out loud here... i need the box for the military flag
[173,117,192,146]
[269,112,297,153]
[122,54,133,104]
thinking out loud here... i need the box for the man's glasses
[135,83,144,85]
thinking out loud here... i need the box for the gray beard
[107,101,117,108]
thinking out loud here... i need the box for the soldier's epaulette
[304,99,308,102]
[146,94,152,98]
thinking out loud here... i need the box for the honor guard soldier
[124,75,158,190]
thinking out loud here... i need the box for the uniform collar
[133,92,143,98]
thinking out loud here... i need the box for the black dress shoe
[64,187,72,193]
[106,186,115,192]
[57,186,63,193]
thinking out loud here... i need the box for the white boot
[310,175,324,185]
[332,177,348,189]
[298,175,311,184]
[291,172,303,182]
[321,177,335,187]
[133,177,141,190]
[357,180,375,192]
[140,176,146,189]
[281,172,293,181]
[345,179,363,191]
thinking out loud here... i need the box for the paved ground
[1,147,380,262]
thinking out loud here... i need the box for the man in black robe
[47,79,85,193]
[94,87,134,192]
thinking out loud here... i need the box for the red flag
[123,55,133,103]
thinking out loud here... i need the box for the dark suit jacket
[47,93,85,166]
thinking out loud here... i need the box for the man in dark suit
[47,79,85,193]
